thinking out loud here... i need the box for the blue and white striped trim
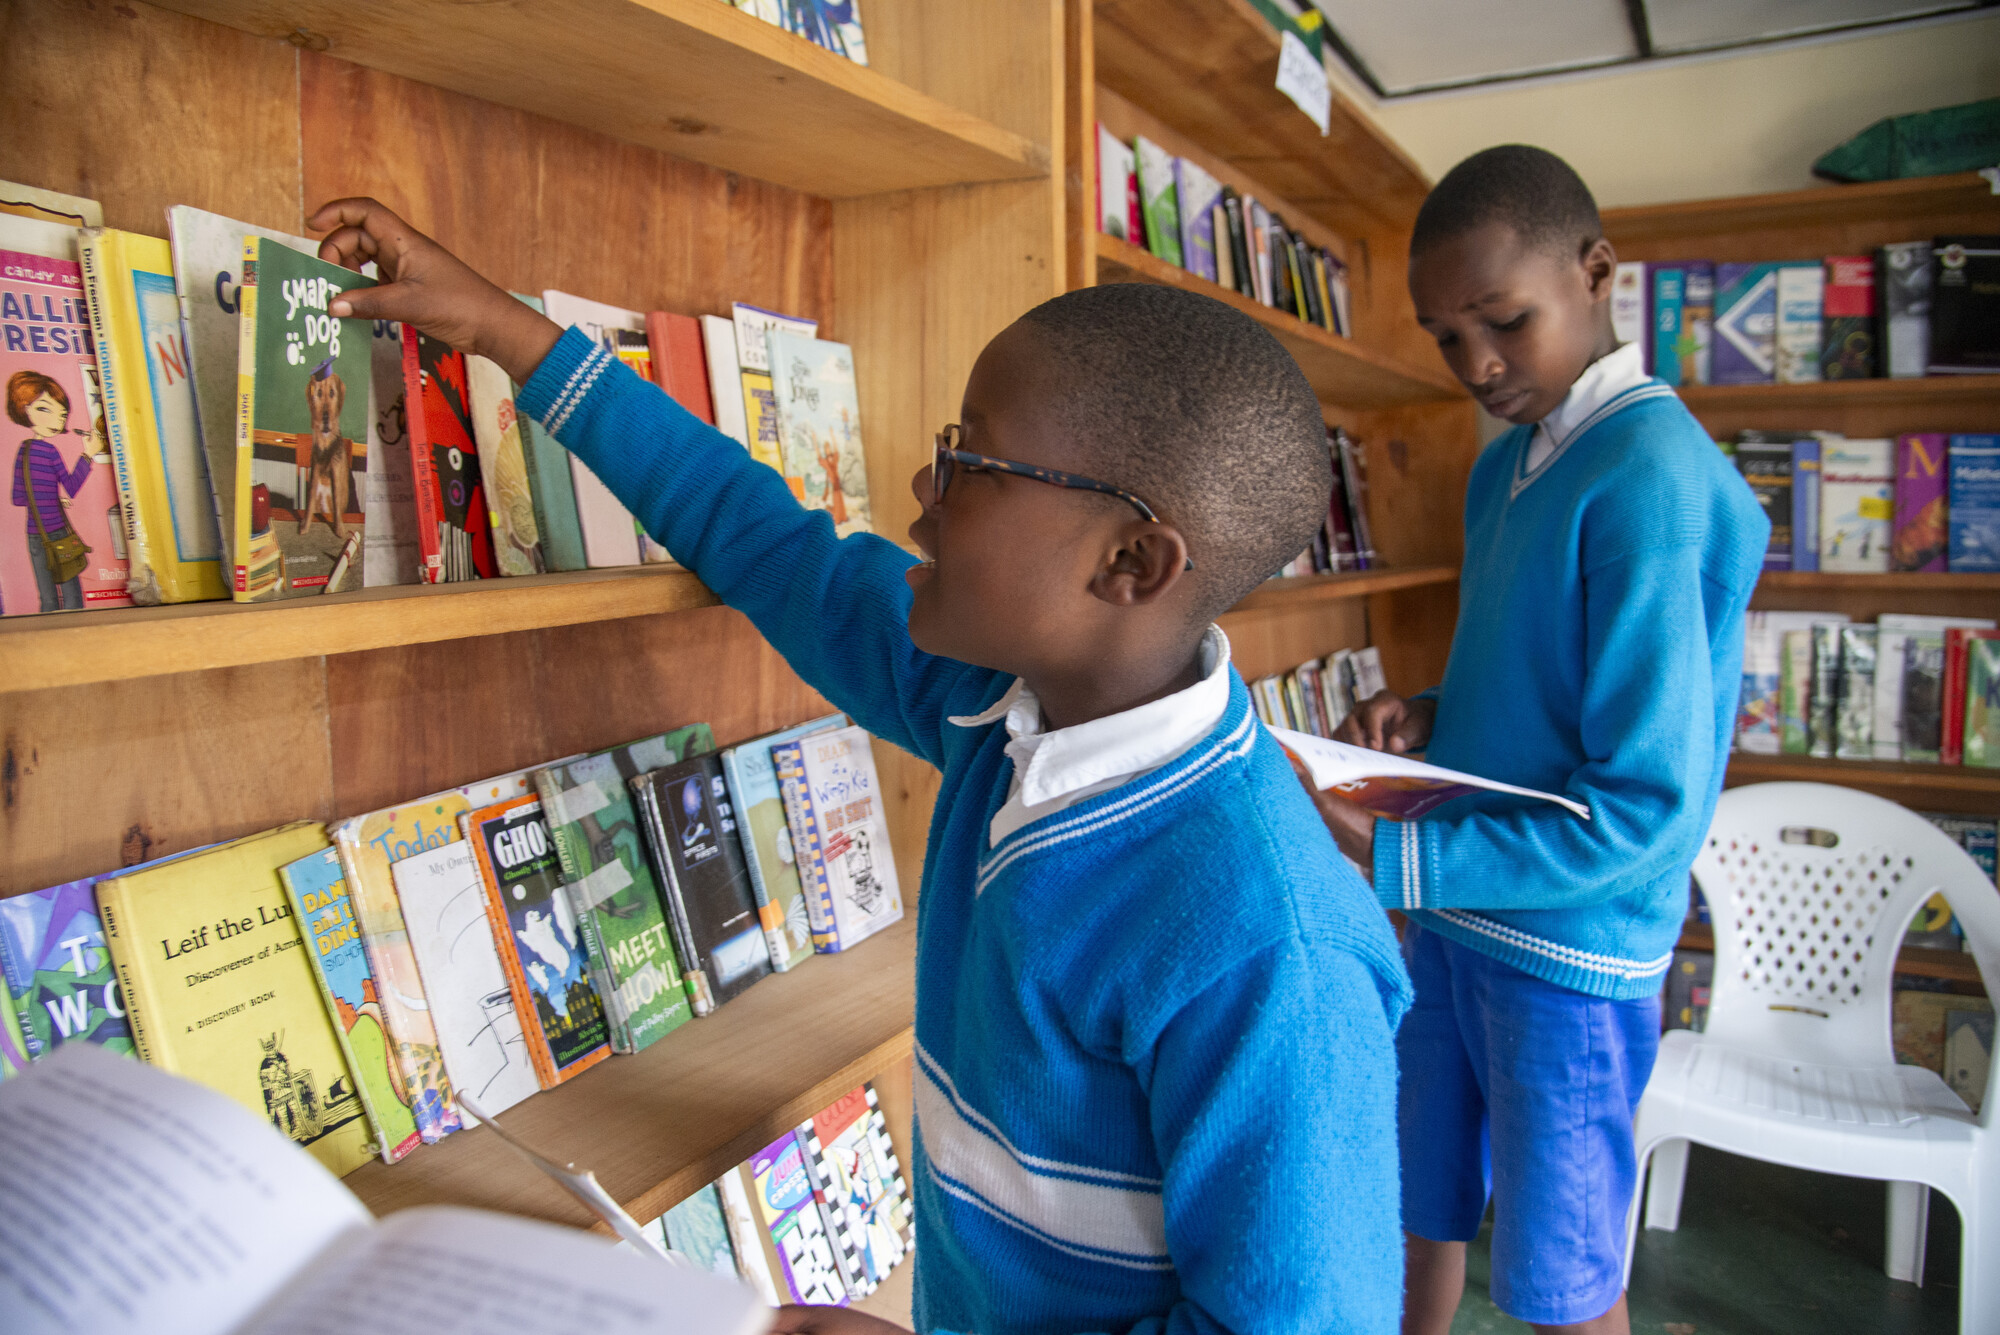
[915,1044,1172,1271]
[1397,819,1424,911]
[973,708,1259,895]
[1510,382,1678,499]
[1430,908,1677,982]
[541,344,616,435]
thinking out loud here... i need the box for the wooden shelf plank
[1230,564,1458,612]
[1604,173,2000,252]
[150,0,1047,198]
[1095,234,1462,408]
[1092,0,1428,235]
[349,916,916,1226]
[1678,374,2000,413]
[1727,752,2000,797]
[1755,570,2000,593]
[0,566,723,694]
[1676,923,1984,988]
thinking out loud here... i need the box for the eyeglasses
[933,425,1192,569]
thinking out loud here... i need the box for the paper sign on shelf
[1275,30,1332,136]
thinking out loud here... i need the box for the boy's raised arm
[315,199,979,765]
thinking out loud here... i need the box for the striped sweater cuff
[517,325,609,433]
[1372,819,1434,911]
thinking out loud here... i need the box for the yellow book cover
[74,227,226,604]
[95,821,376,1178]
[739,369,800,497]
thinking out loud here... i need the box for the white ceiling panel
[1312,0,1639,94]
[1644,0,1975,53]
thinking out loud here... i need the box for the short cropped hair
[1016,284,1330,622]
[1411,144,1602,260]
[6,370,68,427]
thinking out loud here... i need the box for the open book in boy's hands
[0,1045,770,1335]
[1272,726,1591,821]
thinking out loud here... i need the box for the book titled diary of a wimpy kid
[772,726,904,954]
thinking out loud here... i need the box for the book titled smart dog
[231,238,374,600]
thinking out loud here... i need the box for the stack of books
[1250,645,1387,738]
[1273,427,1378,578]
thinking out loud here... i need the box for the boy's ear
[1090,521,1191,608]
[1580,237,1618,301]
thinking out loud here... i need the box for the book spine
[723,751,793,972]
[469,834,559,1089]
[1651,267,1684,387]
[230,238,263,600]
[1223,192,1253,300]
[773,743,838,952]
[0,922,41,1059]
[533,770,638,1052]
[1774,263,1823,384]
[77,231,156,604]
[632,778,714,1017]
[93,893,159,1067]
[1942,628,1969,766]
[1790,439,1820,573]
[1337,432,1376,569]
[401,327,446,584]
[279,870,399,1164]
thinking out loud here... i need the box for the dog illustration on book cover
[298,357,354,539]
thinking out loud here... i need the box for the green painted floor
[1450,1145,1962,1334]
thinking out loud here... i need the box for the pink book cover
[2,247,132,616]
[1892,432,1949,573]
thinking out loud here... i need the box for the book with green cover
[532,724,713,1052]
[96,822,376,1177]
[0,983,24,1079]
[278,847,423,1165]
[510,293,587,572]
[1133,136,1183,267]
[1966,632,2000,768]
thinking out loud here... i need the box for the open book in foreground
[1272,726,1592,821]
[0,1045,769,1335]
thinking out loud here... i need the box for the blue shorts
[1397,923,1660,1327]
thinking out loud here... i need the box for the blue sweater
[1373,382,1768,1000]
[520,330,1413,1335]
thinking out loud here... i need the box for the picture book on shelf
[1880,240,1932,379]
[233,238,374,599]
[76,227,224,604]
[767,331,872,537]
[1096,124,1136,243]
[750,1130,849,1306]
[1773,261,1822,383]
[1172,156,1222,284]
[1950,434,2000,572]
[0,873,138,1059]
[1892,432,1949,573]
[731,302,817,489]
[700,314,752,450]
[797,1084,912,1299]
[165,207,317,577]
[0,1045,769,1335]
[1819,437,1893,573]
[662,1182,738,1279]
[277,847,423,1165]
[1712,261,1777,385]
[647,309,714,425]
[363,318,420,585]
[721,713,846,972]
[1820,254,1876,380]
[465,353,544,576]
[1967,633,2000,768]
[96,822,376,1178]
[716,1165,783,1306]
[773,725,905,953]
[633,754,773,1016]
[389,841,539,1121]
[0,244,132,616]
[1133,136,1182,267]
[1928,236,2000,374]
[540,289,646,567]
[507,293,587,573]
[465,795,612,1089]
[0,179,100,228]
[401,326,494,583]
[533,727,713,1053]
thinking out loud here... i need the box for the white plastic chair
[1624,782,2000,1331]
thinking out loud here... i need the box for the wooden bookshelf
[1755,571,2000,594]
[1728,753,2000,796]
[1674,922,1985,990]
[1677,374,2000,414]
[1231,564,1457,612]
[149,0,1046,197]
[1096,234,1460,408]
[1603,172,2000,258]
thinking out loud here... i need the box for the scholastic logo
[1940,245,1967,270]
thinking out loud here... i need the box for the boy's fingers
[327,282,408,322]
[316,224,380,274]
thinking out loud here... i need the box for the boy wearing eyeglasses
[315,198,1411,1335]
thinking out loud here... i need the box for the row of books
[1094,125,1352,338]
[718,0,869,64]
[1248,644,1388,739]
[1734,611,1999,766]
[1275,426,1378,577]
[1611,240,1998,387]
[0,178,872,616]
[641,1080,913,1308]
[0,715,904,1186]
[1728,430,1998,573]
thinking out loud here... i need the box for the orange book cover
[646,311,714,425]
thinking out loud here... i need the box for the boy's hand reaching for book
[1337,690,1435,755]
[308,197,562,384]
[768,1304,910,1335]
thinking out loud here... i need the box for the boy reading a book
[1307,147,1768,1335]
[313,198,1412,1335]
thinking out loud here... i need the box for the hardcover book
[1172,156,1223,284]
[465,795,612,1088]
[1949,434,2000,572]
[1733,432,1793,570]
[771,725,904,953]
[1893,432,1950,572]
[1774,262,1823,383]
[233,238,373,599]
[796,1084,912,1299]
[701,314,752,450]
[1712,262,1778,385]
[1819,254,1876,380]
[1879,240,1932,378]
[510,294,587,572]
[647,310,715,425]
[1928,236,2000,374]
[1096,124,1136,243]
[540,289,647,567]
[721,714,845,973]
[533,727,712,1052]
[165,207,317,580]
[0,245,132,616]
[278,847,423,1165]
[1133,136,1183,267]
[1610,262,1648,368]
[633,754,774,1015]
[766,331,872,538]
[465,353,544,576]
[1791,436,1820,572]
[400,327,495,583]
[363,319,420,585]
[1819,436,1894,572]
[96,822,376,1177]
[75,227,224,604]
[0,874,136,1058]
[750,1130,849,1306]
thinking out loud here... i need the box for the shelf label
[1276,31,1332,137]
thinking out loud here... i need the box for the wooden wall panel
[0,0,302,235]
[1343,401,1478,571]
[1217,599,1367,684]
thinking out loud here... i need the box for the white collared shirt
[1523,341,1649,476]
[948,625,1233,847]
